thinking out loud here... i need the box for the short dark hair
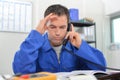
[44,4,69,22]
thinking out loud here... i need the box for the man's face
[47,15,68,46]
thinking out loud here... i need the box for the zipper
[52,48,60,71]
[59,47,64,72]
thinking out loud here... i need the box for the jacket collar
[62,42,72,51]
[41,33,52,52]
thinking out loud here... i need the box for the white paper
[8,2,14,31]
[25,5,32,32]
[0,1,32,32]
[0,1,3,30]
[20,4,26,32]
[69,75,97,80]
[14,3,20,31]
[3,2,9,31]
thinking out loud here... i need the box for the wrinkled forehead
[50,14,67,21]
[47,15,68,26]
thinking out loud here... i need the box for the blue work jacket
[13,30,106,74]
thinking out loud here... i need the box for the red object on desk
[20,74,29,79]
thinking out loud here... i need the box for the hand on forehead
[45,13,58,21]
[45,13,58,26]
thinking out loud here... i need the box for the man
[13,4,106,74]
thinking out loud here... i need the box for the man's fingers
[45,13,58,26]
[65,32,74,40]
[45,13,58,22]
[44,13,53,21]
[71,24,75,32]
[65,32,69,39]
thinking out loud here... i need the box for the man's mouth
[54,38,61,40]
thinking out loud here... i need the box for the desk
[0,71,120,80]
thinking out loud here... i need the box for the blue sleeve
[12,30,44,74]
[73,40,106,71]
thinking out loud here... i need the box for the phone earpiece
[67,23,71,31]
[63,23,71,46]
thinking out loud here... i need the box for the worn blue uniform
[13,30,106,74]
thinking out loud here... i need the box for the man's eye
[60,26,66,29]
[50,27,56,29]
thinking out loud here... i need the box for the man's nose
[55,29,61,36]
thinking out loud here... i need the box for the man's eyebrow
[60,25,66,27]
[49,24,56,27]
[49,24,66,27]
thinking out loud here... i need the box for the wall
[82,0,105,51]
[0,0,106,74]
[102,0,120,15]
[102,0,120,70]
[0,32,28,74]
[0,0,32,75]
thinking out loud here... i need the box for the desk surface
[0,70,120,80]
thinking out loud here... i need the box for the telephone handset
[63,23,71,46]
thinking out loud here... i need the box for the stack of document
[55,70,108,80]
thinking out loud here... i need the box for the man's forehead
[50,14,67,20]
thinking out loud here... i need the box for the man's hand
[36,13,53,34]
[65,24,82,48]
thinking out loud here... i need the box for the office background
[0,0,120,74]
